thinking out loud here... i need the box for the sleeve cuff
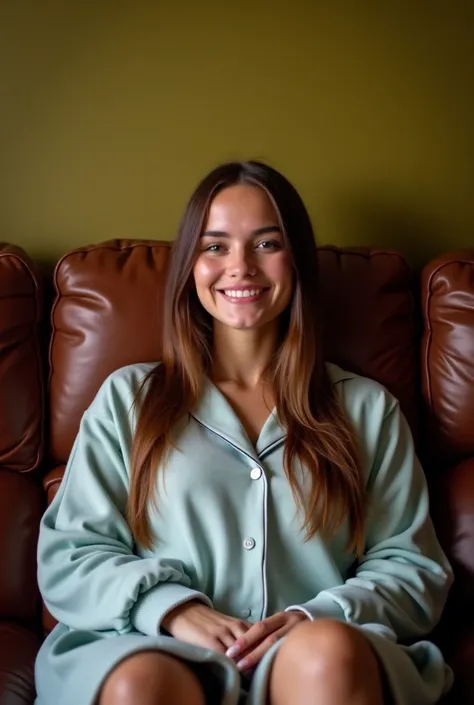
[285,594,346,622]
[130,582,213,636]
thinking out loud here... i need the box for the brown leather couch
[1,240,473,704]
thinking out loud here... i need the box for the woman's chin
[215,314,272,332]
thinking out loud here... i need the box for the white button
[250,467,262,480]
[241,607,252,618]
[243,537,256,550]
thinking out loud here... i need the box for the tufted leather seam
[317,246,415,307]
[317,244,411,264]
[42,466,65,491]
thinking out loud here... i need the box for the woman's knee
[98,651,206,705]
[275,618,381,682]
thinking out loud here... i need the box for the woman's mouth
[217,287,269,303]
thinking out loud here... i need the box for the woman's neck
[210,322,278,389]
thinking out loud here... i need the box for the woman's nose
[227,248,257,278]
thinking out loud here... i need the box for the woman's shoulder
[326,362,398,420]
[87,361,160,419]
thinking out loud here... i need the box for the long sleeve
[38,385,212,636]
[286,399,454,641]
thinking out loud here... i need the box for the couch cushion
[0,245,43,473]
[0,622,41,705]
[431,457,474,616]
[49,241,418,465]
[0,469,43,622]
[318,246,417,435]
[421,251,474,459]
[49,240,170,463]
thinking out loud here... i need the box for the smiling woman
[35,161,453,705]
[194,184,293,332]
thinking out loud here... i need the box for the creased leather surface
[422,251,474,458]
[49,240,171,463]
[0,245,43,473]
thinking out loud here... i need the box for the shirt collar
[191,363,349,461]
[191,377,285,461]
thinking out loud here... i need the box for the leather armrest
[430,457,474,613]
[0,622,41,705]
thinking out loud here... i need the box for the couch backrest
[0,245,44,624]
[48,240,418,467]
[0,246,44,472]
[421,251,474,460]
[49,240,171,465]
[421,251,474,616]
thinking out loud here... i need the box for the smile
[218,288,268,302]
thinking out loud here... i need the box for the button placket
[240,460,266,622]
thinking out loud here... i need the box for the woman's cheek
[193,258,222,303]
[195,256,219,282]
[268,252,293,283]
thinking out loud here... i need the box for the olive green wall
[1,1,473,266]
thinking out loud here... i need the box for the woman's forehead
[205,184,280,231]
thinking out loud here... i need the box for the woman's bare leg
[269,619,385,705]
[98,651,206,705]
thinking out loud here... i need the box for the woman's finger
[235,626,289,671]
[216,626,241,650]
[226,613,286,660]
[229,619,251,641]
[205,636,228,654]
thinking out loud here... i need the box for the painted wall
[1,1,472,266]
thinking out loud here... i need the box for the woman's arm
[286,400,453,641]
[38,377,212,636]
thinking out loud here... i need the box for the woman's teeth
[223,289,263,299]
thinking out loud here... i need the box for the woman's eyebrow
[201,225,282,238]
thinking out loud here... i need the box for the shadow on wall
[332,192,449,272]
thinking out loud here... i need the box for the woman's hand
[162,601,251,653]
[225,611,308,671]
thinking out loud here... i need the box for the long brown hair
[128,161,366,554]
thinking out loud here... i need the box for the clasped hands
[162,602,308,673]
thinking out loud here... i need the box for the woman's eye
[204,243,224,253]
[257,240,281,251]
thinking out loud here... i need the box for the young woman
[35,161,453,705]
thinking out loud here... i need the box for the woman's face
[193,184,293,332]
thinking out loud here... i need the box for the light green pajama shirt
[35,362,454,705]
